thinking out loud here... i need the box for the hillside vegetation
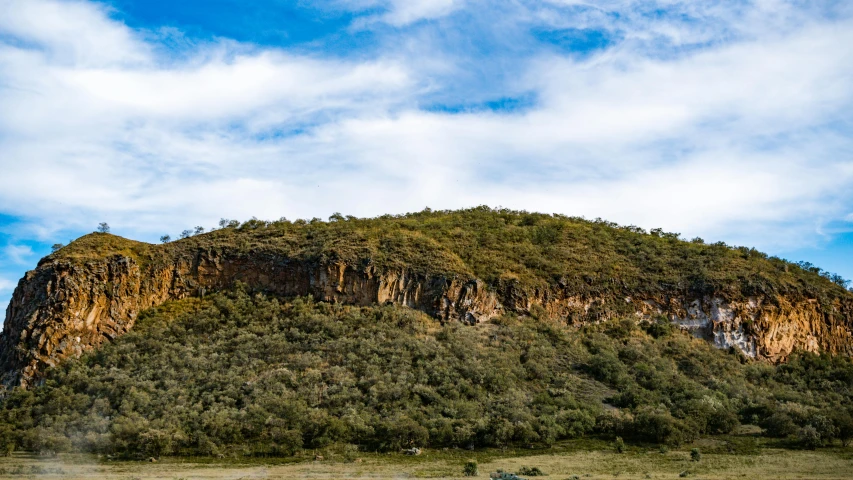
[0,288,851,458]
[50,207,853,304]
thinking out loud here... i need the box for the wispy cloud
[0,0,851,256]
[333,0,465,26]
[4,245,34,265]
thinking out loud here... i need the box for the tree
[829,273,850,288]
[160,235,171,243]
[51,243,64,253]
[194,226,205,235]
[798,425,821,450]
[180,230,193,239]
[97,222,110,233]
[832,410,853,447]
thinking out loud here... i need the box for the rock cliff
[2,216,853,388]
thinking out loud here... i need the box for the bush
[798,426,821,450]
[614,436,625,453]
[517,466,546,476]
[630,407,693,446]
[761,412,799,438]
[690,448,701,462]
[463,460,478,477]
[644,318,673,339]
[832,410,853,447]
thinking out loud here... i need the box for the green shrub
[798,426,821,450]
[690,448,701,462]
[518,466,546,476]
[463,460,478,477]
[614,436,625,453]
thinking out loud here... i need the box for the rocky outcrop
[2,242,852,389]
[0,248,504,388]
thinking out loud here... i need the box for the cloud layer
[0,0,851,268]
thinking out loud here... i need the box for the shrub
[643,317,673,339]
[517,466,546,476]
[807,414,837,444]
[463,460,478,477]
[761,412,799,438]
[690,448,701,462]
[798,426,821,450]
[631,407,692,446]
[614,436,625,453]
[832,410,853,447]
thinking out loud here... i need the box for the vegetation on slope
[0,288,851,458]
[52,207,853,305]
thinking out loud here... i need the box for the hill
[0,207,852,457]
[0,289,852,457]
[3,207,852,389]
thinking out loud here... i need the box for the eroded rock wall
[2,247,852,388]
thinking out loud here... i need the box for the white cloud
[0,0,851,255]
[4,245,34,265]
[337,0,464,26]
[0,0,148,67]
[381,0,463,25]
[0,278,14,292]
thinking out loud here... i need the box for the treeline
[149,207,851,292]
[0,289,851,458]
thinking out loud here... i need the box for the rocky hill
[2,207,852,388]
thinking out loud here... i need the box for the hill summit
[2,207,852,388]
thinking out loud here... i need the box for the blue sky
[1,0,853,311]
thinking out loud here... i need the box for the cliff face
[2,240,852,389]
[0,248,503,388]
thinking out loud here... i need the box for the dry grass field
[0,442,850,480]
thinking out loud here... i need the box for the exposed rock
[1,237,852,389]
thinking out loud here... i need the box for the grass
[0,441,850,479]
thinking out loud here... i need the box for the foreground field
[0,443,851,480]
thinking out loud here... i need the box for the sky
[1,0,853,312]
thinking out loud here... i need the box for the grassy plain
[0,440,850,480]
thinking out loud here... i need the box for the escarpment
[2,210,853,388]
[0,246,504,388]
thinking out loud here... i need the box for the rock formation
[2,231,852,389]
